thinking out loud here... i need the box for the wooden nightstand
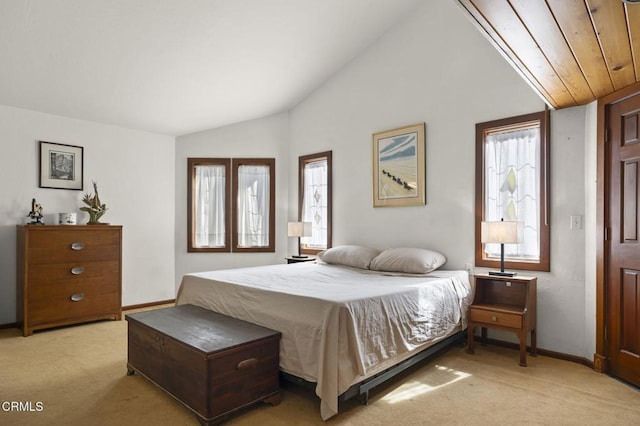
[285,256,315,264]
[466,274,537,366]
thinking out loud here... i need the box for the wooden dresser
[16,224,122,336]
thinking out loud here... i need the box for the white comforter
[176,262,471,420]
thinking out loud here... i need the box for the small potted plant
[80,181,108,224]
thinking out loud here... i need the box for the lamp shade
[481,220,523,244]
[287,221,312,237]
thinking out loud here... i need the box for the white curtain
[195,165,226,247]
[237,165,270,247]
[301,159,328,249]
[484,127,540,261]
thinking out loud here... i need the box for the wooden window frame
[232,158,276,253]
[298,151,332,255]
[474,111,550,272]
[187,158,231,253]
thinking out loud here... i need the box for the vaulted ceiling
[2,1,637,136]
[0,0,423,136]
[457,0,640,109]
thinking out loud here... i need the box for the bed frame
[281,330,465,405]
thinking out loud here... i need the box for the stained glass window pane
[301,159,328,250]
[483,123,540,262]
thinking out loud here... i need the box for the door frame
[595,81,640,372]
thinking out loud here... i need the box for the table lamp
[288,221,312,258]
[481,219,523,277]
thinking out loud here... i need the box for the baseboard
[473,336,594,369]
[593,352,606,372]
[0,322,18,330]
[122,299,175,311]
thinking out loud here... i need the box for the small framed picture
[372,123,426,207]
[39,141,84,190]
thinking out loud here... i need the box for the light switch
[570,215,582,230]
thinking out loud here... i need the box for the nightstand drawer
[469,308,522,329]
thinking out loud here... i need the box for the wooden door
[607,92,640,386]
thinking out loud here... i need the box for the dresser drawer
[28,279,120,324]
[27,229,120,249]
[28,275,119,301]
[26,228,120,265]
[27,261,120,284]
[469,308,522,329]
[28,244,120,264]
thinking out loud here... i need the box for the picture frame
[39,141,84,190]
[372,123,426,207]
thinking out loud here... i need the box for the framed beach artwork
[372,123,426,207]
[39,141,84,190]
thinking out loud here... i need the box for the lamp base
[488,271,517,277]
[291,255,308,259]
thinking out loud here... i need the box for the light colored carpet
[1,309,639,425]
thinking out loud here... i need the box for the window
[188,158,230,252]
[188,157,275,253]
[232,158,275,252]
[298,151,332,254]
[475,111,550,271]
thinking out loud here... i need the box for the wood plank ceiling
[457,0,640,109]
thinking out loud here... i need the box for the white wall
[174,112,290,288]
[0,105,176,324]
[287,1,591,358]
[545,106,587,355]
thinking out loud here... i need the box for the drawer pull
[236,358,258,370]
[71,242,85,251]
[71,266,85,275]
[70,293,85,302]
[491,316,498,322]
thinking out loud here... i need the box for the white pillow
[317,245,381,270]
[369,247,446,274]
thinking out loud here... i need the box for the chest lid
[126,304,280,354]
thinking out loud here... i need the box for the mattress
[176,262,472,420]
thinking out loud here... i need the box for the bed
[176,249,472,420]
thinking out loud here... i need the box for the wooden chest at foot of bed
[125,304,281,425]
